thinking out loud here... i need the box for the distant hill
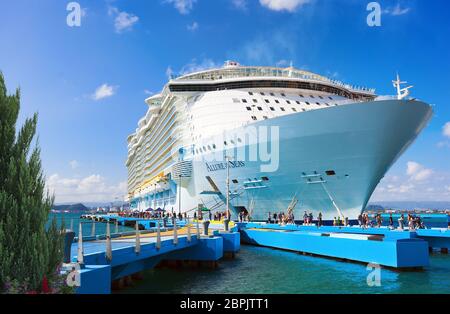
[367,201,450,211]
[52,203,89,212]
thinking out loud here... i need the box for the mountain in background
[368,201,450,211]
[52,203,89,212]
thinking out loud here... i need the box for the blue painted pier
[237,223,450,269]
[65,223,240,294]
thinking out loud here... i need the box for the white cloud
[165,0,197,14]
[179,58,221,75]
[69,160,79,170]
[232,0,247,10]
[259,0,310,12]
[383,3,411,16]
[108,7,139,33]
[234,31,296,65]
[443,122,450,138]
[406,161,433,182]
[47,174,127,203]
[187,21,199,32]
[92,83,118,100]
[166,66,174,79]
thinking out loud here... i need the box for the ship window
[334,104,338,106]
[242,99,248,103]
[302,109,306,112]
[233,98,240,103]
[237,138,242,143]
[299,94,304,98]
[306,102,310,105]
[246,107,251,111]
[251,116,257,120]
[281,93,286,97]
[263,116,268,120]
[316,102,321,106]
[329,96,333,100]
[275,100,280,104]
[208,145,211,150]
[224,141,228,146]
[310,95,315,98]
[280,107,285,111]
[257,107,263,111]
[270,107,275,111]
[292,108,297,112]
[253,99,258,103]
[270,92,275,96]
[265,99,270,103]
[326,170,336,176]
[296,101,300,104]
[232,179,239,184]
[230,140,235,144]
[319,96,324,99]
[286,100,291,104]
[248,92,253,95]
[212,144,216,149]
[260,92,265,96]
[325,103,330,106]
[261,176,269,181]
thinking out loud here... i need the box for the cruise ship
[125,61,433,221]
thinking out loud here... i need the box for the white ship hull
[134,99,432,221]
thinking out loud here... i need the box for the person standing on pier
[376,214,382,228]
[398,214,405,230]
[318,212,323,227]
[358,214,363,227]
[267,212,271,224]
[389,214,394,229]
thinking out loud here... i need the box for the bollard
[196,219,200,238]
[173,222,178,245]
[77,223,84,265]
[156,219,161,250]
[115,220,119,234]
[224,219,230,232]
[106,222,112,262]
[70,219,74,231]
[203,220,210,236]
[91,221,96,236]
[187,223,191,242]
[135,222,141,254]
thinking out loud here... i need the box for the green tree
[0,72,64,293]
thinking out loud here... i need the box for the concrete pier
[67,224,240,294]
[236,223,448,269]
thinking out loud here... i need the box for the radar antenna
[392,73,413,100]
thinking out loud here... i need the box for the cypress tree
[0,72,64,293]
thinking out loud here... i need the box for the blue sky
[0,0,449,203]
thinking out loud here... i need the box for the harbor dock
[237,223,450,269]
[66,214,450,294]
[68,216,240,294]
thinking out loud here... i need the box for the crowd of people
[357,213,426,230]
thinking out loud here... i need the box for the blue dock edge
[71,231,240,294]
[236,223,439,269]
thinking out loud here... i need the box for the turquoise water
[48,212,134,236]
[119,246,450,294]
[51,213,450,294]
